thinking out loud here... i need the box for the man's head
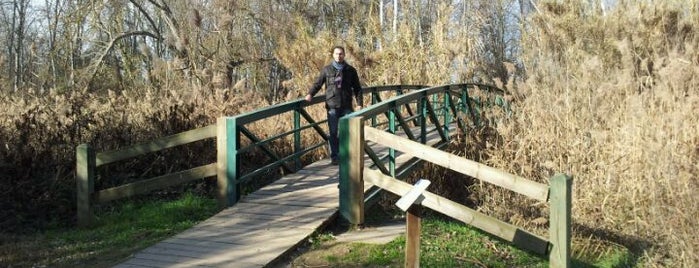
[332,46,346,63]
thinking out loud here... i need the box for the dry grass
[1,1,697,267]
[472,1,698,266]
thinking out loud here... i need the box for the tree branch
[85,30,162,89]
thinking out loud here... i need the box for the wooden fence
[343,125,572,267]
[338,84,572,267]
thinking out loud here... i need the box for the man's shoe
[331,159,339,165]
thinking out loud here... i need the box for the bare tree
[0,0,30,91]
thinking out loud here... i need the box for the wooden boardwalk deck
[114,124,452,268]
[114,158,349,268]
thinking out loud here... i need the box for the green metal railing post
[389,106,396,177]
[216,117,241,208]
[443,91,451,141]
[76,144,95,227]
[549,174,573,268]
[294,109,302,170]
[420,95,427,144]
[371,91,378,127]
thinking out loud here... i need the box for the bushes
[0,88,261,231]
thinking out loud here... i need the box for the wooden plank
[549,174,572,268]
[204,210,332,225]
[364,168,550,255]
[116,255,189,268]
[127,252,200,266]
[94,163,215,203]
[242,187,337,202]
[184,216,318,232]
[140,232,313,267]
[253,182,336,195]
[241,197,336,208]
[364,126,549,201]
[96,125,216,166]
[215,203,336,220]
[176,225,313,245]
[129,251,261,268]
[249,181,337,196]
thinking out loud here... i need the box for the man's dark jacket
[308,63,362,109]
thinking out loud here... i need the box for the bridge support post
[217,117,240,208]
[549,174,572,268]
[76,144,95,227]
[339,116,364,225]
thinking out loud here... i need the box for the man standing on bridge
[305,45,363,165]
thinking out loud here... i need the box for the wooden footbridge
[75,84,572,267]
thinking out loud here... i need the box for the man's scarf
[332,60,345,71]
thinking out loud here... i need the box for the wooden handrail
[96,125,216,166]
[363,126,550,201]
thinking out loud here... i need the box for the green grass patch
[0,192,220,268]
[296,217,635,267]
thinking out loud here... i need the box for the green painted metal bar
[393,108,416,141]
[443,91,451,142]
[371,91,379,127]
[448,93,467,135]
[389,107,396,177]
[237,120,322,153]
[238,141,326,183]
[460,89,479,127]
[403,101,418,127]
[424,98,448,142]
[236,100,304,125]
[223,117,240,206]
[403,113,422,126]
[431,92,439,118]
[364,145,390,175]
[298,108,329,140]
[420,96,427,144]
[358,86,446,118]
[239,126,294,174]
[294,109,301,170]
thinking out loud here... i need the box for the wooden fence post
[396,179,430,268]
[405,206,421,268]
[217,117,240,208]
[339,116,364,225]
[549,174,572,268]
[76,144,95,227]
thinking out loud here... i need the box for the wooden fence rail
[339,84,572,267]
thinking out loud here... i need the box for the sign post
[396,179,431,268]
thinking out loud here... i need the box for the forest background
[0,0,696,267]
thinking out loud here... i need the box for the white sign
[395,179,431,211]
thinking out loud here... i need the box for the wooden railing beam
[364,126,549,201]
[339,116,364,225]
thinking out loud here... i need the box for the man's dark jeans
[327,108,353,161]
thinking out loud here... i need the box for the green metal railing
[338,83,508,222]
[75,84,457,226]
